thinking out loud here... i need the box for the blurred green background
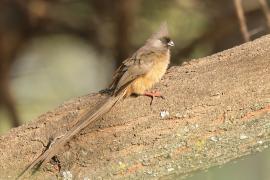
[0,0,270,179]
[184,147,270,180]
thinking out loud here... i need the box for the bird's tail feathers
[18,89,127,179]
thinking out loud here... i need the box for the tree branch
[234,0,251,41]
[258,0,270,29]
[0,35,270,179]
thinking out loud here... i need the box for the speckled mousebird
[19,22,174,178]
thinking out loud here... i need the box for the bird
[18,22,174,178]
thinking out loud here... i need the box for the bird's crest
[148,22,169,41]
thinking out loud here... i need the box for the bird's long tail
[18,90,126,178]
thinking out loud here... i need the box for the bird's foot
[99,88,113,95]
[144,91,165,105]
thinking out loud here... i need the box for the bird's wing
[112,48,155,94]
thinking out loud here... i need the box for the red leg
[144,91,163,98]
[143,91,165,105]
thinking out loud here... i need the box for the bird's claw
[144,91,165,105]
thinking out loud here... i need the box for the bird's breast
[129,51,170,95]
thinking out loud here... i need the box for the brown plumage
[18,22,174,178]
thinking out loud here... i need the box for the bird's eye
[162,37,171,43]
[160,37,174,47]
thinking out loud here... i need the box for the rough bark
[0,35,270,179]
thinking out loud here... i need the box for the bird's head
[146,22,174,50]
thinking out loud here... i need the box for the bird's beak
[168,40,174,47]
